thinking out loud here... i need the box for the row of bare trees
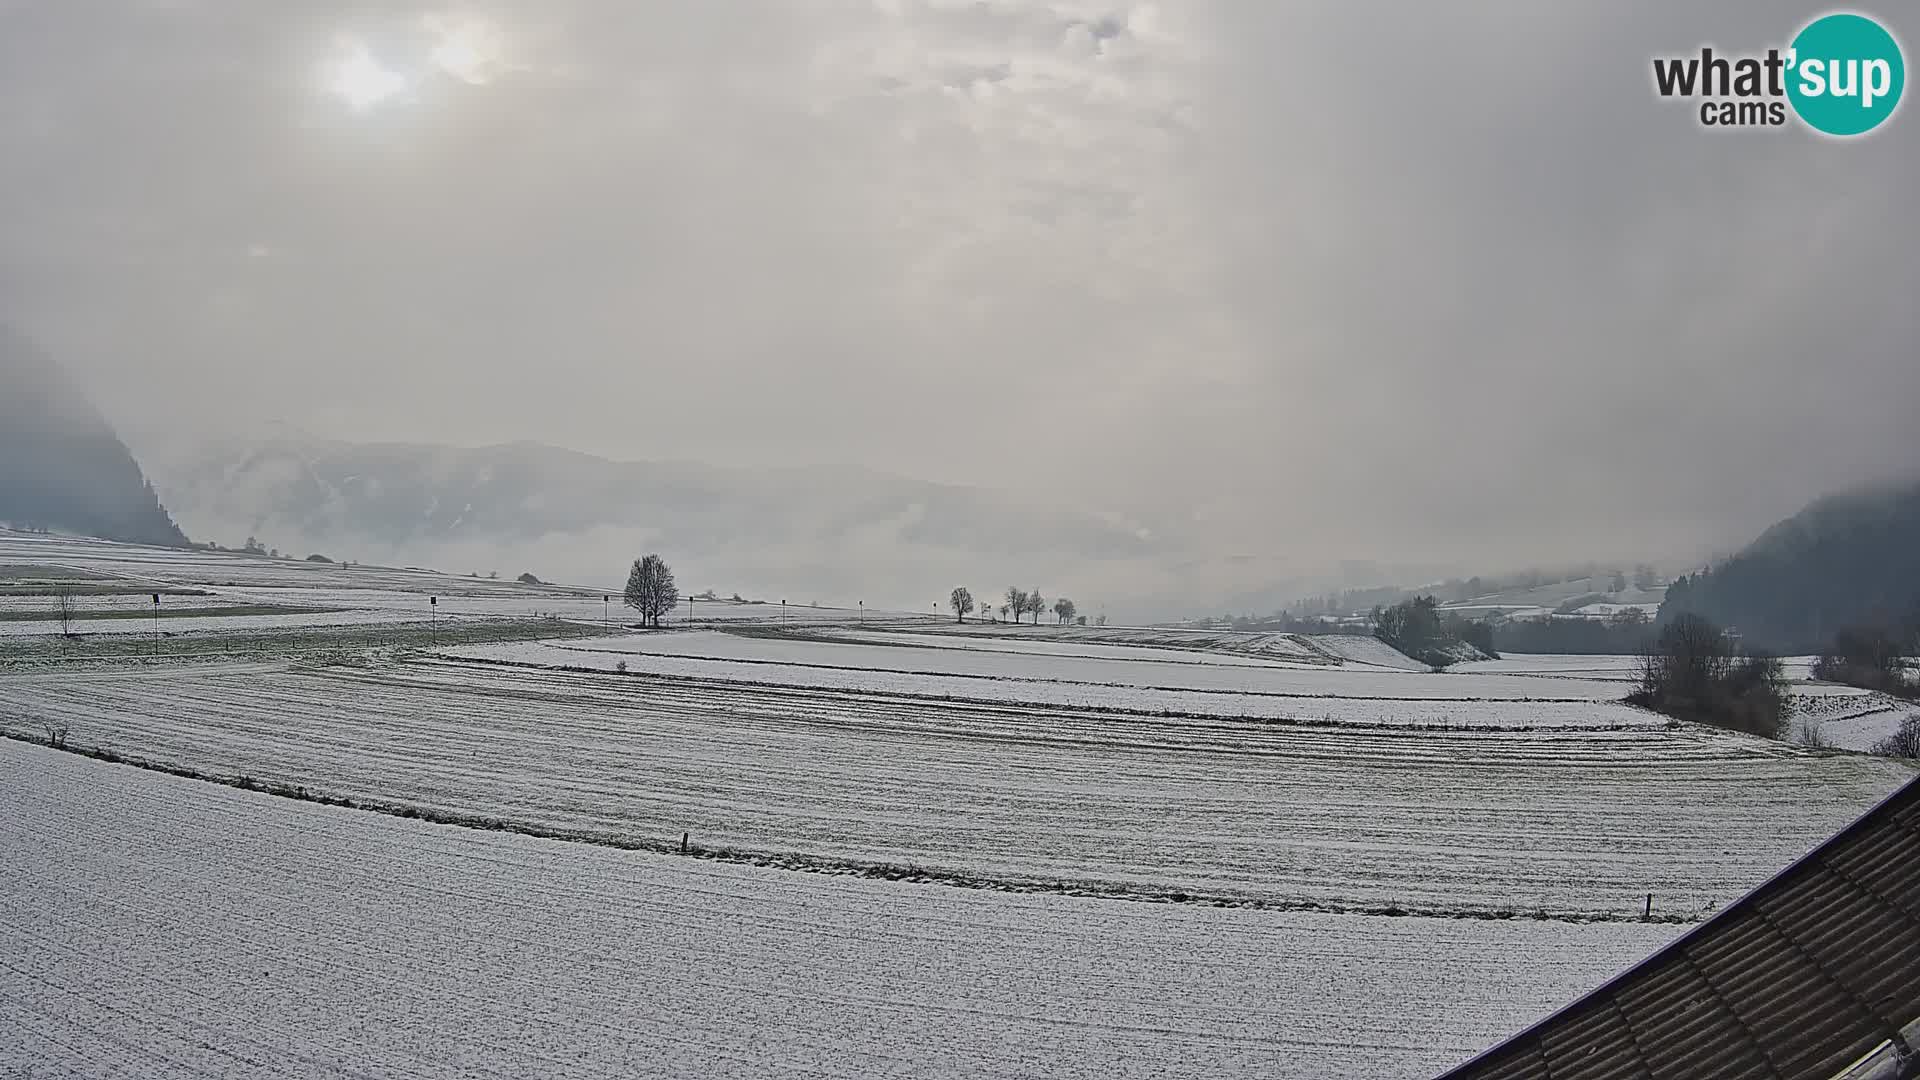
[948,586,1084,626]
[620,556,1091,632]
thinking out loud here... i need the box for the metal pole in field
[430,596,437,646]
[859,600,863,625]
[781,599,786,629]
[151,593,160,653]
[603,595,609,632]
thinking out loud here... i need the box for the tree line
[948,586,1090,626]
[617,555,1098,631]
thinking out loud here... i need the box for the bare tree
[1873,714,1920,759]
[949,587,975,623]
[997,603,1011,622]
[1053,597,1076,625]
[41,721,69,749]
[1024,587,1044,625]
[623,553,679,629]
[54,591,75,636]
[1095,614,1108,626]
[1005,587,1027,625]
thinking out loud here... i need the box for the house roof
[1435,772,1920,1080]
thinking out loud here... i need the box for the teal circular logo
[1787,13,1905,136]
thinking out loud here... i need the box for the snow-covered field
[1789,690,1916,751]
[887,621,1333,661]
[0,606,434,638]
[1,741,1683,1080]
[809,627,1331,668]
[451,640,1662,727]
[4,656,1908,918]
[503,631,1635,701]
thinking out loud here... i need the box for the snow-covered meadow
[5,653,1909,917]
[2,741,1683,1080]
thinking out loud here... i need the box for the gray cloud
[3,1,1915,599]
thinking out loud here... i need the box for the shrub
[1871,714,1920,759]
[1627,614,1789,739]
[1811,624,1917,699]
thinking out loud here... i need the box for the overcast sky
[3,1,1915,573]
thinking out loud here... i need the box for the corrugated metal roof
[1436,773,1920,1080]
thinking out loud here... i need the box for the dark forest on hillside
[0,326,188,547]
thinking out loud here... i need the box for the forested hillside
[0,325,188,546]
[1660,480,1920,653]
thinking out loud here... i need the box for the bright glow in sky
[322,17,505,110]
[426,16,506,85]
[327,45,407,110]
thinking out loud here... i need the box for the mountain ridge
[140,430,1173,610]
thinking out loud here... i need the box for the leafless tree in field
[623,553,679,629]
[949,587,975,623]
[41,721,69,749]
[54,591,75,636]
[1024,587,1044,625]
[1005,587,1026,625]
[1053,597,1076,625]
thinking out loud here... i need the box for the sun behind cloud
[426,14,509,86]
[325,42,408,110]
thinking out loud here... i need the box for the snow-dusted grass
[1789,691,1916,751]
[812,628,1333,668]
[4,657,1908,917]
[1,740,1683,1080]
[0,593,233,615]
[1819,708,1916,753]
[514,631,1633,701]
[898,622,1329,660]
[1302,634,1434,670]
[1453,654,1647,678]
[0,606,424,638]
